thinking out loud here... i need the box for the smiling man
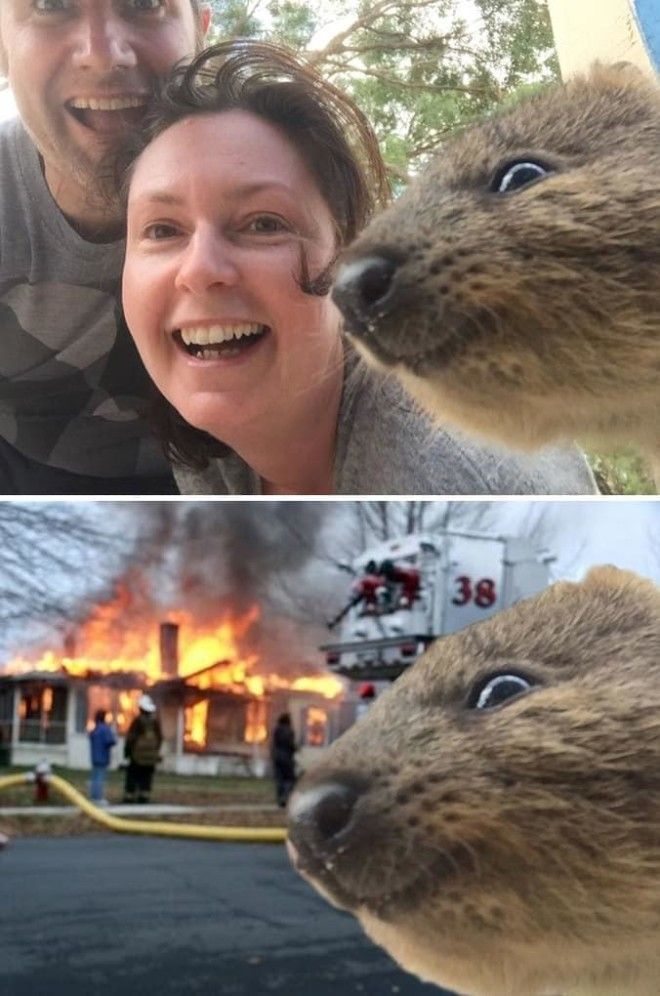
[0,0,210,493]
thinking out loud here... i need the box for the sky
[473,500,660,582]
[0,498,656,670]
[314,499,660,584]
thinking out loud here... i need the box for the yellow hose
[0,772,286,843]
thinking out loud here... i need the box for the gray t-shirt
[174,353,597,495]
[0,117,167,477]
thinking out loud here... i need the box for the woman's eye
[143,222,179,240]
[490,159,552,194]
[246,215,289,235]
[470,673,534,710]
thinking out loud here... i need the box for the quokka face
[332,65,660,459]
[288,566,660,995]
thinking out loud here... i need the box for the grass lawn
[589,448,656,494]
[0,765,285,838]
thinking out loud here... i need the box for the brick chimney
[159,622,179,677]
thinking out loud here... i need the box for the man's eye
[34,0,72,12]
[125,0,165,11]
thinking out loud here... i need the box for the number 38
[452,576,497,608]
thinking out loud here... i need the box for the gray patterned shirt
[0,117,168,477]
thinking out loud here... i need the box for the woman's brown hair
[120,39,390,471]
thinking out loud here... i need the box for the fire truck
[322,530,552,680]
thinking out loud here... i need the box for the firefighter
[379,560,421,609]
[123,695,163,805]
[271,713,297,808]
[327,561,386,629]
[355,682,376,720]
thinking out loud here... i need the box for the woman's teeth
[178,323,267,358]
[69,96,146,111]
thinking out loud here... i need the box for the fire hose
[0,770,286,843]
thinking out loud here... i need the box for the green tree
[207,0,558,178]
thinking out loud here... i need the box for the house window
[302,705,329,747]
[18,683,67,745]
[245,700,267,744]
[75,686,141,735]
[75,688,88,734]
[0,685,13,756]
[184,699,209,750]
[205,697,247,750]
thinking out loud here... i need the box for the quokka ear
[607,60,655,84]
[580,60,655,89]
[581,564,657,595]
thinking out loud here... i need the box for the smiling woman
[119,40,596,497]
[124,106,343,491]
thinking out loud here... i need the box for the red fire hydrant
[34,760,51,804]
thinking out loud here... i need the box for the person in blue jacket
[89,710,117,805]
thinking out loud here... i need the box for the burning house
[0,587,350,776]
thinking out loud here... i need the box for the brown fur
[335,65,660,480]
[288,567,660,995]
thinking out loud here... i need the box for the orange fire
[5,586,261,683]
[245,699,268,745]
[305,705,329,747]
[185,700,209,749]
[4,583,344,748]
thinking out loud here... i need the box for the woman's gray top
[173,355,597,496]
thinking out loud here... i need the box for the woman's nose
[174,231,241,295]
[71,13,138,73]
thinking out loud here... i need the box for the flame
[305,705,328,747]
[86,687,141,735]
[291,675,343,699]
[4,592,260,684]
[184,700,209,750]
[245,699,268,744]
[4,589,344,700]
[3,583,345,749]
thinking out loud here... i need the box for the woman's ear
[198,4,212,42]
[0,38,7,80]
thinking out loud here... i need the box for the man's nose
[175,231,241,295]
[71,14,138,73]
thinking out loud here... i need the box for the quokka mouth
[349,321,475,376]
[289,831,465,922]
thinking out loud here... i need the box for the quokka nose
[332,255,399,330]
[288,780,363,853]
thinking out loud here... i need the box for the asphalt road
[0,835,453,996]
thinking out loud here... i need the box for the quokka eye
[469,673,534,710]
[490,159,553,194]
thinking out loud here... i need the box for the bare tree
[0,502,136,639]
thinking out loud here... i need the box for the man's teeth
[180,324,264,347]
[69,96,146,111]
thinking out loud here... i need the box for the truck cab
[322,530,551,680]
